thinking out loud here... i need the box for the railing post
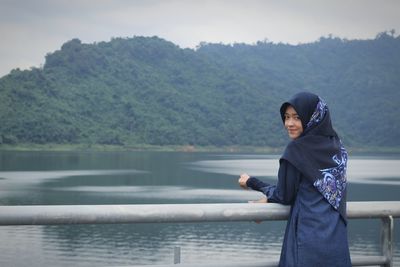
[381,216,393,267]
[174,246,181,264]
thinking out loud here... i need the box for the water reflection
[56,185,261,201]
[0,151,399,266]
[189,157,400,185]
[0,169,146,184]
[1,222,286,266]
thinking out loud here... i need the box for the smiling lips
[287,129,299,136]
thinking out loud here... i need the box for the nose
[286,118,294,127]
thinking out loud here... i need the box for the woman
[238,92,351,267]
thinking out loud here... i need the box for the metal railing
[0,201,399,267]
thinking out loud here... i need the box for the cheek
[284,120,289,128]
[297,122,304,132]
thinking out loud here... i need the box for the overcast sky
[0,0,399,77]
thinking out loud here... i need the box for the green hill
[1,32,399,149]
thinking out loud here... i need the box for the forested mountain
[1,32,399,148]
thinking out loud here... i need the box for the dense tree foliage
[1,32,399,148]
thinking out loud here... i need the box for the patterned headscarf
[279,92,348,222]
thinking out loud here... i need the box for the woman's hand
[238,174,268,224]
[249,197,268,224]
[249,197,268,203]
[238,173,250,189]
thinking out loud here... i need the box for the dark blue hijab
[280,92,348,221]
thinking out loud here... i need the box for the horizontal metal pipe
[0,203,288,225]
[0,201,399,226]
[123,261,278,267]
[0,202,396,267]
[348,201,400,219]
[351,255,388,266]
[115,256,387,267]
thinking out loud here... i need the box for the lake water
[0,151,399,266]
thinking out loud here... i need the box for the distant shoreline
[1,143,400,154]
[0,143,283,153]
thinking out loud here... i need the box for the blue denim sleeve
[246,160,300,205]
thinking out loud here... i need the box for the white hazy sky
[0,0,399,77]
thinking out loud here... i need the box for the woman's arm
[239,160,301,205]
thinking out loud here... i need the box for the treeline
[0,31,399,148]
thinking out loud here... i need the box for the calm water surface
[0,151,399,266]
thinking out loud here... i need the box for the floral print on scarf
[313,144,348,210]
[306,97,328,129]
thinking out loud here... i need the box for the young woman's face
[284,105,303,139]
